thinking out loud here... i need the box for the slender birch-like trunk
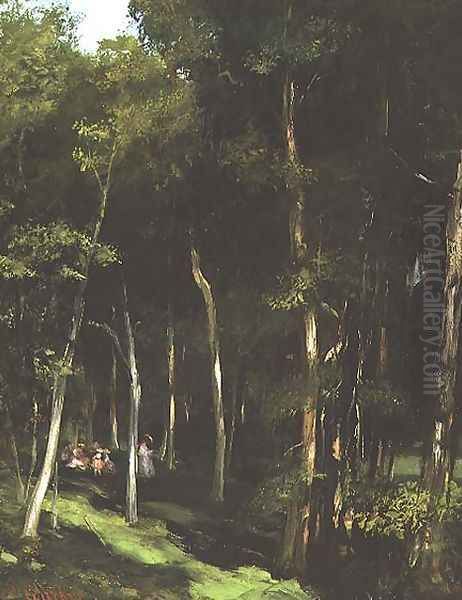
[166,308,176,471]
[84,380,97,444]
[109,342,120,450]
[51,460,59,531]
[191,245,226,503]
[4,401,25,504]
[25,396,39,502]
[22,147,115,539]
[122,277,141,526]
[226,360,241,475]
[109,307,120,450]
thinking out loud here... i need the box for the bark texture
[191,245,226,503]
[122,277,141,526]
[109,340,120,450]
[22,148,114,539]
[275,15,321,573]
[420,153,462,579]
[166,309,176,471]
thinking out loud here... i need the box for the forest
[1,0,462,598]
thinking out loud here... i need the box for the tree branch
[89,320,131,375]
[387,146,439,186]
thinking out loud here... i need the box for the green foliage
[73,118,118,176]
[350,481,462,542]
[351,482,431,540]
[0,198,14,218]
[33,347,73,386]
[0,1,76,141]
[220,127,280,190]
[257,374,314,426]
[264,257,334,312]
[359,380,410,423]
[0,222,119,280]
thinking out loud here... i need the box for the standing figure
[92,450,105,476]
[138,434,155,478]
[102,448,116,475]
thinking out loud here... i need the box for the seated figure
[66,443,90,471]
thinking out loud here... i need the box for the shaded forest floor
[0,464,318,600]
[2,452,462,599]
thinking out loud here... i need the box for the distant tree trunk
[25,396,39,502]
[4,401,25,505]
[159,428,168,462]
[109,340,119,450]
[72,420,79,447]
[376,439,386,478]
[109,306,120,450]
[22,148,114,539]
[226,360,242,475]
[368,438,380,480]
[387,443,395,481]
[166,307,176,471]
[84,380,97,445]
[122,277,141,526]
[420,154,462,579]
[191,245,226,503]
[51,460,59,531]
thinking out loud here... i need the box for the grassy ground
[0,451,454,599]
[0,467,318,600]
[394,450,462,482]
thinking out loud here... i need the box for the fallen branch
[84,517,112,556]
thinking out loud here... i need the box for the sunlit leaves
[0,222,119,281]
[263,256,335,312]
[350,480,462,542]
[351,481,431,540]
[74,35,199,188]
[33,348,74,386]
[73,118,118,175]
[0,197,14,218]
[220,127,279,190]
[0,1,76,142]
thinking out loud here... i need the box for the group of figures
[60,434,156,479]
[61,441,115,476]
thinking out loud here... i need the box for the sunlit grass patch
[42,487,315,599]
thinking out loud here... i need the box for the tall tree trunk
[51,460,59,532]
[420,154,462,579]
[322,298,361,552]
[122,277,141,526]
[84,380,97,445]
[23,374,69,538]
[275,7,321,574]
[25,396,39,502]
[159,428,168,462]
[226,360,241,475]
[387,443,395,481]
[191,245,226,503]
[4,401,25,504]
[166,307,176,471]
[22,151,114,539]
[109,338,120,450]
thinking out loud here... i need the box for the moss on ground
[0,468,318,599]
[44,491,316,599]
